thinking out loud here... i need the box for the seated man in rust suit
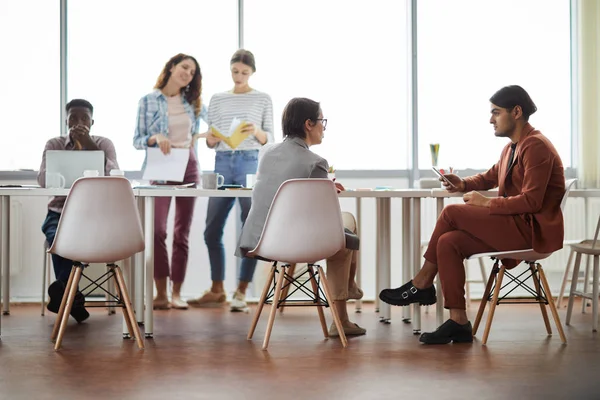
[380,85,565,344]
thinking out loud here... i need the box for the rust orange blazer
[463,123,566,254]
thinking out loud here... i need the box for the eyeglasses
[315,118,327,130]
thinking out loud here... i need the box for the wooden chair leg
[114,278,134,338]
[54,267,83,351]
[481,266,505,345]
[592,256,599,333]
[566,253,583,326]
[582,255,592,314]
[530,264,552,334]
[114,266,144,349]
[248,265,276,340]
[262,265,286,350]
[307,265,328,338]
[51,266,76,341]
[473,261,497,336]
[279,263,296,314]
[318,266,348,348]
[538,264,567,344]
[556,248,575,308]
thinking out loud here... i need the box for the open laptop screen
[45,150,105,188]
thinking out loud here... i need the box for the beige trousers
[325,212,358,301]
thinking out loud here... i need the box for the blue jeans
[204,150,259,283]
[41,210,73,283]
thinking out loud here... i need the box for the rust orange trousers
[423,204,532,310]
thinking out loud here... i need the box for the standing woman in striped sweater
[187,49,274,311]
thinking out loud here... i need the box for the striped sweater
[207,89,274,151]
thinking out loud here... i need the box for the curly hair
[154,53,202,117]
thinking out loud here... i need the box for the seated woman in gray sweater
[236,97,365,337]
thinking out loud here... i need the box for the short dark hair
[66,99,94,115]
[281,98,321,139]
[489,85,537,121]
[230,49,256,72]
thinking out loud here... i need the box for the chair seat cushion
[344,229,360,250]
[570,240,600,255]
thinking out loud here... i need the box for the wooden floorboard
[0,301,599,400]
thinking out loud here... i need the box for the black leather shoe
[378,280,436,306]
[419,319,473,344]
[46,280,65,314]
[71,292,90,323]
[46,280,90,323]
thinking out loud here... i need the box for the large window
[244,0,410,170]
[68,0,238,171]
[0,1,60,170]
[417,0,572,170]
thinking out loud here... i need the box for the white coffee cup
[83,169,100,177]
[245,174,257,189]
[110,169,125,177]
[201,173,225,190]
[46,172,66,189]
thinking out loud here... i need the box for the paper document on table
[142,148,190,182]
[210,117,250,149]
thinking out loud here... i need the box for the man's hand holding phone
[432,167,465,193]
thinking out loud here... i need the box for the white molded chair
[467,178,577,345]
[246,179,348,350]
[42,239,117,317]
[565,214,600,331]
[48,176,145,350]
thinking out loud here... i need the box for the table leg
[122,257,132,338]
[1,196,9,315]
[355,198,362,313]
[377,197,391,323]
[402,198,411,323]
[135,197,145,324]
[412,197,421,334]
[144,196,155,338]
[435,198,445,326]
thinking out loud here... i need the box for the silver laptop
[45,150,105,188]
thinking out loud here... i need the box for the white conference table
[3,186,598,338]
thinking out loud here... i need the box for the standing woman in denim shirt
[187,49,274,312]
[133,53,207,310]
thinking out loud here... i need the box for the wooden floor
[0,301,599,400]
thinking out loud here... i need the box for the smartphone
[431,166,457,188]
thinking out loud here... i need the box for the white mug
[110,169,125,177]
[83,169,100,177]
[201,173,225,190]
[46,172,66,189]
[245,174,257,189]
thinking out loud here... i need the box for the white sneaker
[230,290,249,312]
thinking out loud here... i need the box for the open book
[210,117,251,149]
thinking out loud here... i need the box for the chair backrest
[560,178,578,212]
[49,176,145,263]
[247,178,346,264]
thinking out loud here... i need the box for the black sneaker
[46,280,90,323]
[378,280,437,306]
[419,319,473,344]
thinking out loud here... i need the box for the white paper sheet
[142,148,190,182]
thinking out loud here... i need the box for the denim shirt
[133,90,208,167]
